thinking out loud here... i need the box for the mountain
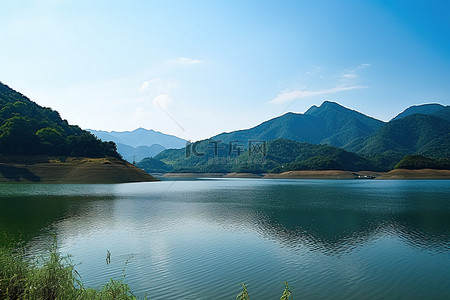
[146,138,379,173]
[0,81,157,183]
[304,101,385,147]
[391,103,447,121]
[88,128,186,162]
[88,128,186,149]
[394,155,450,170]
[136,157,173,173]
[147,101,450,173]
[116,143,166,163]
[433,106,450,122]
[353,114,450,168]
[0,82,120,158]
[334,103,450,169]
[214,101,385,148]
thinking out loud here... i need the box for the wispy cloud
[271,64,371,104]
[270,85,367,104]
[152,94,172,109]
[169,57,203,65]
[339,63,371,82]
[139,81,150,92]
[340,73,358,79]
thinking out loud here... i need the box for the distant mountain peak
[88,128,186,149]
[320,101,354,111]
[321,100,341,106]
[135,127,155,132]
[305,101,369,117]
[304,105,318,114]
[214,100,385,149]
[392,103,446,121]
[305,101,350,115]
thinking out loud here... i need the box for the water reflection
[1,180,450,299]
[1,180,449,254]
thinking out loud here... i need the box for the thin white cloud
[139,78,175,95]
[340,63,371,81]
[152,94,172,109]
[341,73,358,79]
[170,57,203,65]
[139,81,149,92]
[270,85,367,104]
[271,63,371,104]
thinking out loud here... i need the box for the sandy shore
[0,156,158,183]
[224,172,265,178]
[160,169,450,179]
[162,172,227,178]
[161,170,385,179]
[377,169,450,179]
[263,170,358,179]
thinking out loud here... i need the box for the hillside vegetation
[139,102,450,173]
[138,138,380,173]
[213,101,385,148]
[0,82,120,158]
[391,103,447,121]
[351,114,450,168]
[394,155,450,170]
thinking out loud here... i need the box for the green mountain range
[138,138,378,173]
[140,102,449,173]
[354,114,450,157]
[0,82,120,158]
[391,103,447,121]
[214,101,385,148]
[1,81,448,173]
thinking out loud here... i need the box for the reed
[1,238,294,299]
[0,240,138,300]
[235,282,294,300]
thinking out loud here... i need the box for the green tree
[0,116,40,154]
[36,127,66,154]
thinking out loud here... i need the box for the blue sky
[0,0,449,141]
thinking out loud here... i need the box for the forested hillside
[0,82,120,158]
[138,138,380,173]
[354,114,450,160]
[213,101,385,148]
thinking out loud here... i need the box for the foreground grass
[0,242,138,300]
[1,241,294,299]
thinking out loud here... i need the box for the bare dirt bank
[0,156,158,183]
[162,173,227,178]
[154,169,450,180]
[161,170,384,179]
[377,169,450,179]
[263,170,358,179]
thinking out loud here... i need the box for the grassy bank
[0,240,294,299]
[0,155,158,183]
[0,241,138,300]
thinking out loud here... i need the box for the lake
[1,179,450,299]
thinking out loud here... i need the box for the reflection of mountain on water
[251,206,450,255]
[1,180,449,255]
[394,214,450,253]
[254,208,384,255]
[0,195,117,244]
[195,182,450,255]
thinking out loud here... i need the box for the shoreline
[158,169,450,180]
[376,169,450,179]
[0,156,158,183]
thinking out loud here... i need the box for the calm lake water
[1,179,450,299]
